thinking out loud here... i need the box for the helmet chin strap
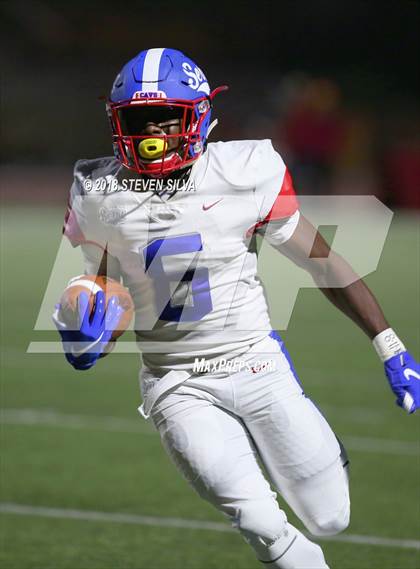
[207,119,218,137]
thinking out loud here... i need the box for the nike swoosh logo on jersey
[202,198,223,211]
[403,368,420,381]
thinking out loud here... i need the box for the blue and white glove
[373,329,420,414]
[53,291,124,370]
[384,352,420,414]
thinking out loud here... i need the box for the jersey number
[143,233,212,322]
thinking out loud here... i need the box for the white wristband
[372,328,406,362]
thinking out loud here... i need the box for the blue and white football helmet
[107,48,227,177]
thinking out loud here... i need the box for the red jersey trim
[63,205,105,251]
[247,168,299,237]
[63,205,85,247]
[265,168,299,221]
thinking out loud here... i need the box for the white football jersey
[64,139,300,371]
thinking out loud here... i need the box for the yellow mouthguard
[138,138,167,159]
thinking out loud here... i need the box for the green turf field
[1,206,419,568]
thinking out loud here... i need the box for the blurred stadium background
[1,2,419,568]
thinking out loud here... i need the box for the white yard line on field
[1,502,419,551]
[0,408,155,435]
[1,408,419,456]
[321,404,392,425]
[343,436,420,457]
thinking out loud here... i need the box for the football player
[54,48,420,568]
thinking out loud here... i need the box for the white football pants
[146,335,350,567]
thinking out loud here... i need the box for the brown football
[58,275,134,340]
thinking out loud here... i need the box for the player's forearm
[318,278,389,339]
[309,250,388,338]
[277,215,390,339]
[81,245,122,281]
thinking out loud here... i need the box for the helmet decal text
[132,91,167,100]
[182,62,210,94]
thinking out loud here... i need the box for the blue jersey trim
[269,330,304,391]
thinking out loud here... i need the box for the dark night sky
[1,1,419,163]
[2,1,419,85]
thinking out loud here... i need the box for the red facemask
[106,87,228,178]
